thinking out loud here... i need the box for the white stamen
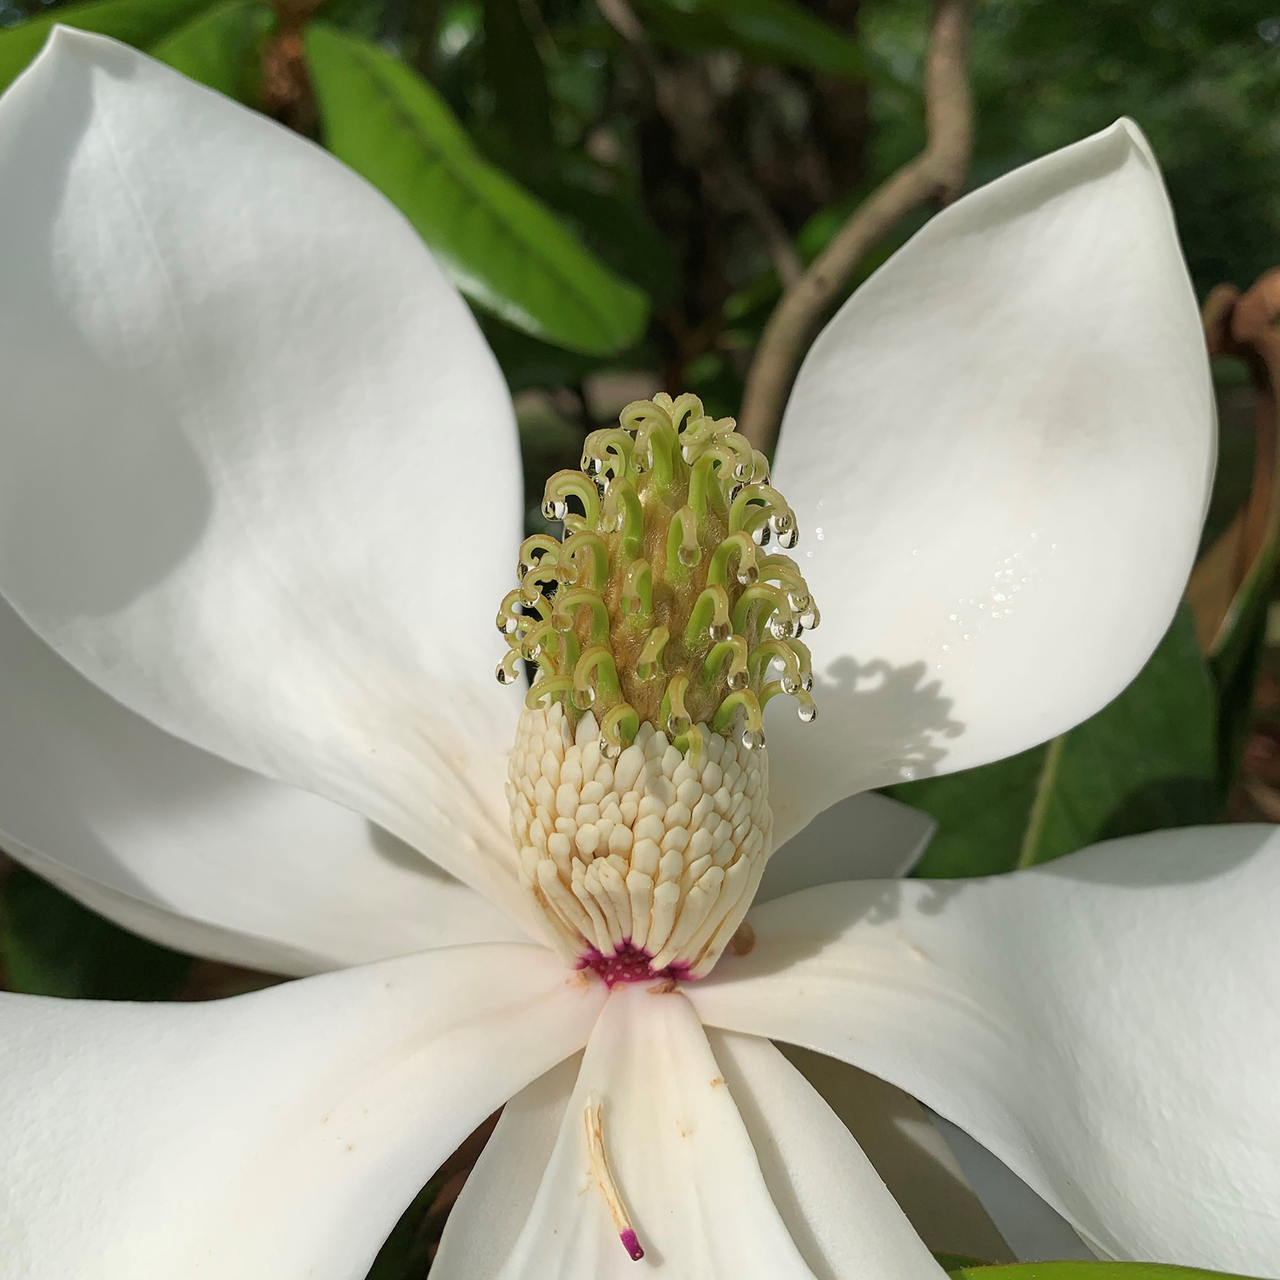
[507,702,773,976]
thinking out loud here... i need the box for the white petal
[0,943,604,1279]
[433,1054,582,1280]
[706,1030,948,1280]
[437,985,944,1280]
[767,119,1213,845]
[688,825,1280,1272]
[0,598,528,973]
[784,1047,1015,1262]
[759,791,936,905]
[0,30,525,917]
[930,1115,1095,1261]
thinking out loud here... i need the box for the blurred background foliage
[2,0,1280,1271]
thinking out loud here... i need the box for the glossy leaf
[303,23,649,356]
[481,0,552,171]
[948,1265,1264,1280]
[0,0,213,93]
[635,0,866,81]
[151,0,273,103]
[0,866,191,1000]
[893,607,1217,878]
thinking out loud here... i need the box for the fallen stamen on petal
[583,1090,644,1262]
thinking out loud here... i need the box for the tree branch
[738,0,973,452]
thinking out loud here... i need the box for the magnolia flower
[0,26,1272,1280]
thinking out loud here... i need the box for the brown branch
[597,0,804,293]
[1186,271,1280,653]
[738,0,973,453]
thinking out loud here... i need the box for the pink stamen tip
[620,1229,644,1262]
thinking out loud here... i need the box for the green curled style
[701,636,749,691]
[747,638,802,690]
[602,479,644,559]
[525,674,574,711]
[731,582,792,638]
[660,672,693,740]
[518,534,561,574]
[761,681,817,723]
[729,483,794,544]
[685,584,732,646]
[712,688,766,750]
[707,531,758,589]
[620,559,653,619]
[636,626,669,681]
[543,471,601,531]
[666,505,701,578]
[559,531,610,592]
[553,589,610,647]
[600,702,640,758]
[581,427,634,480]
[574,645,623,711]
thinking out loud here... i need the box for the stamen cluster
[497,393,818,759]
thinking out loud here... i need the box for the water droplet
[575,684,597,708]
[801,673,813,692]
[543,498,568,521]
[600,736,622,760]
[767,614,798,640]
[751,525,771,547]
[496,613,512,633]
[496,662,516,685]
[741,727,766,751]
[736,564,758,586]
[667,712,691,737]
[678,544,699,567]
[799,605,820,630]
[727,669,748,691]
[637,660,659,681]
[781,674,799,695]
[797,703,817,723]
[709,620,730,642]
[776,525,798,549]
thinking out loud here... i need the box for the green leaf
[150,0,274,102]
[634,0,866,81]
[947,1265,1265,1280]
[303,23,649,356]
[0,0,215,94]
[894,607,1218,878]
[0,866,191,1000]
[481,0,552,170]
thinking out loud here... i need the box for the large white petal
[0,942,604,1279]
[687,825,1280,1272]
[436,984,944,1280]
[706,1029,949,1280]
[0,598,528,974]
[784,1048,1016,1262]
[0,30,525,918]
[767,119,1213,844]
[759,791,936,904]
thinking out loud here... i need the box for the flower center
[497,393,817,978]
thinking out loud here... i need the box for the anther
[584,1091,644,1262]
